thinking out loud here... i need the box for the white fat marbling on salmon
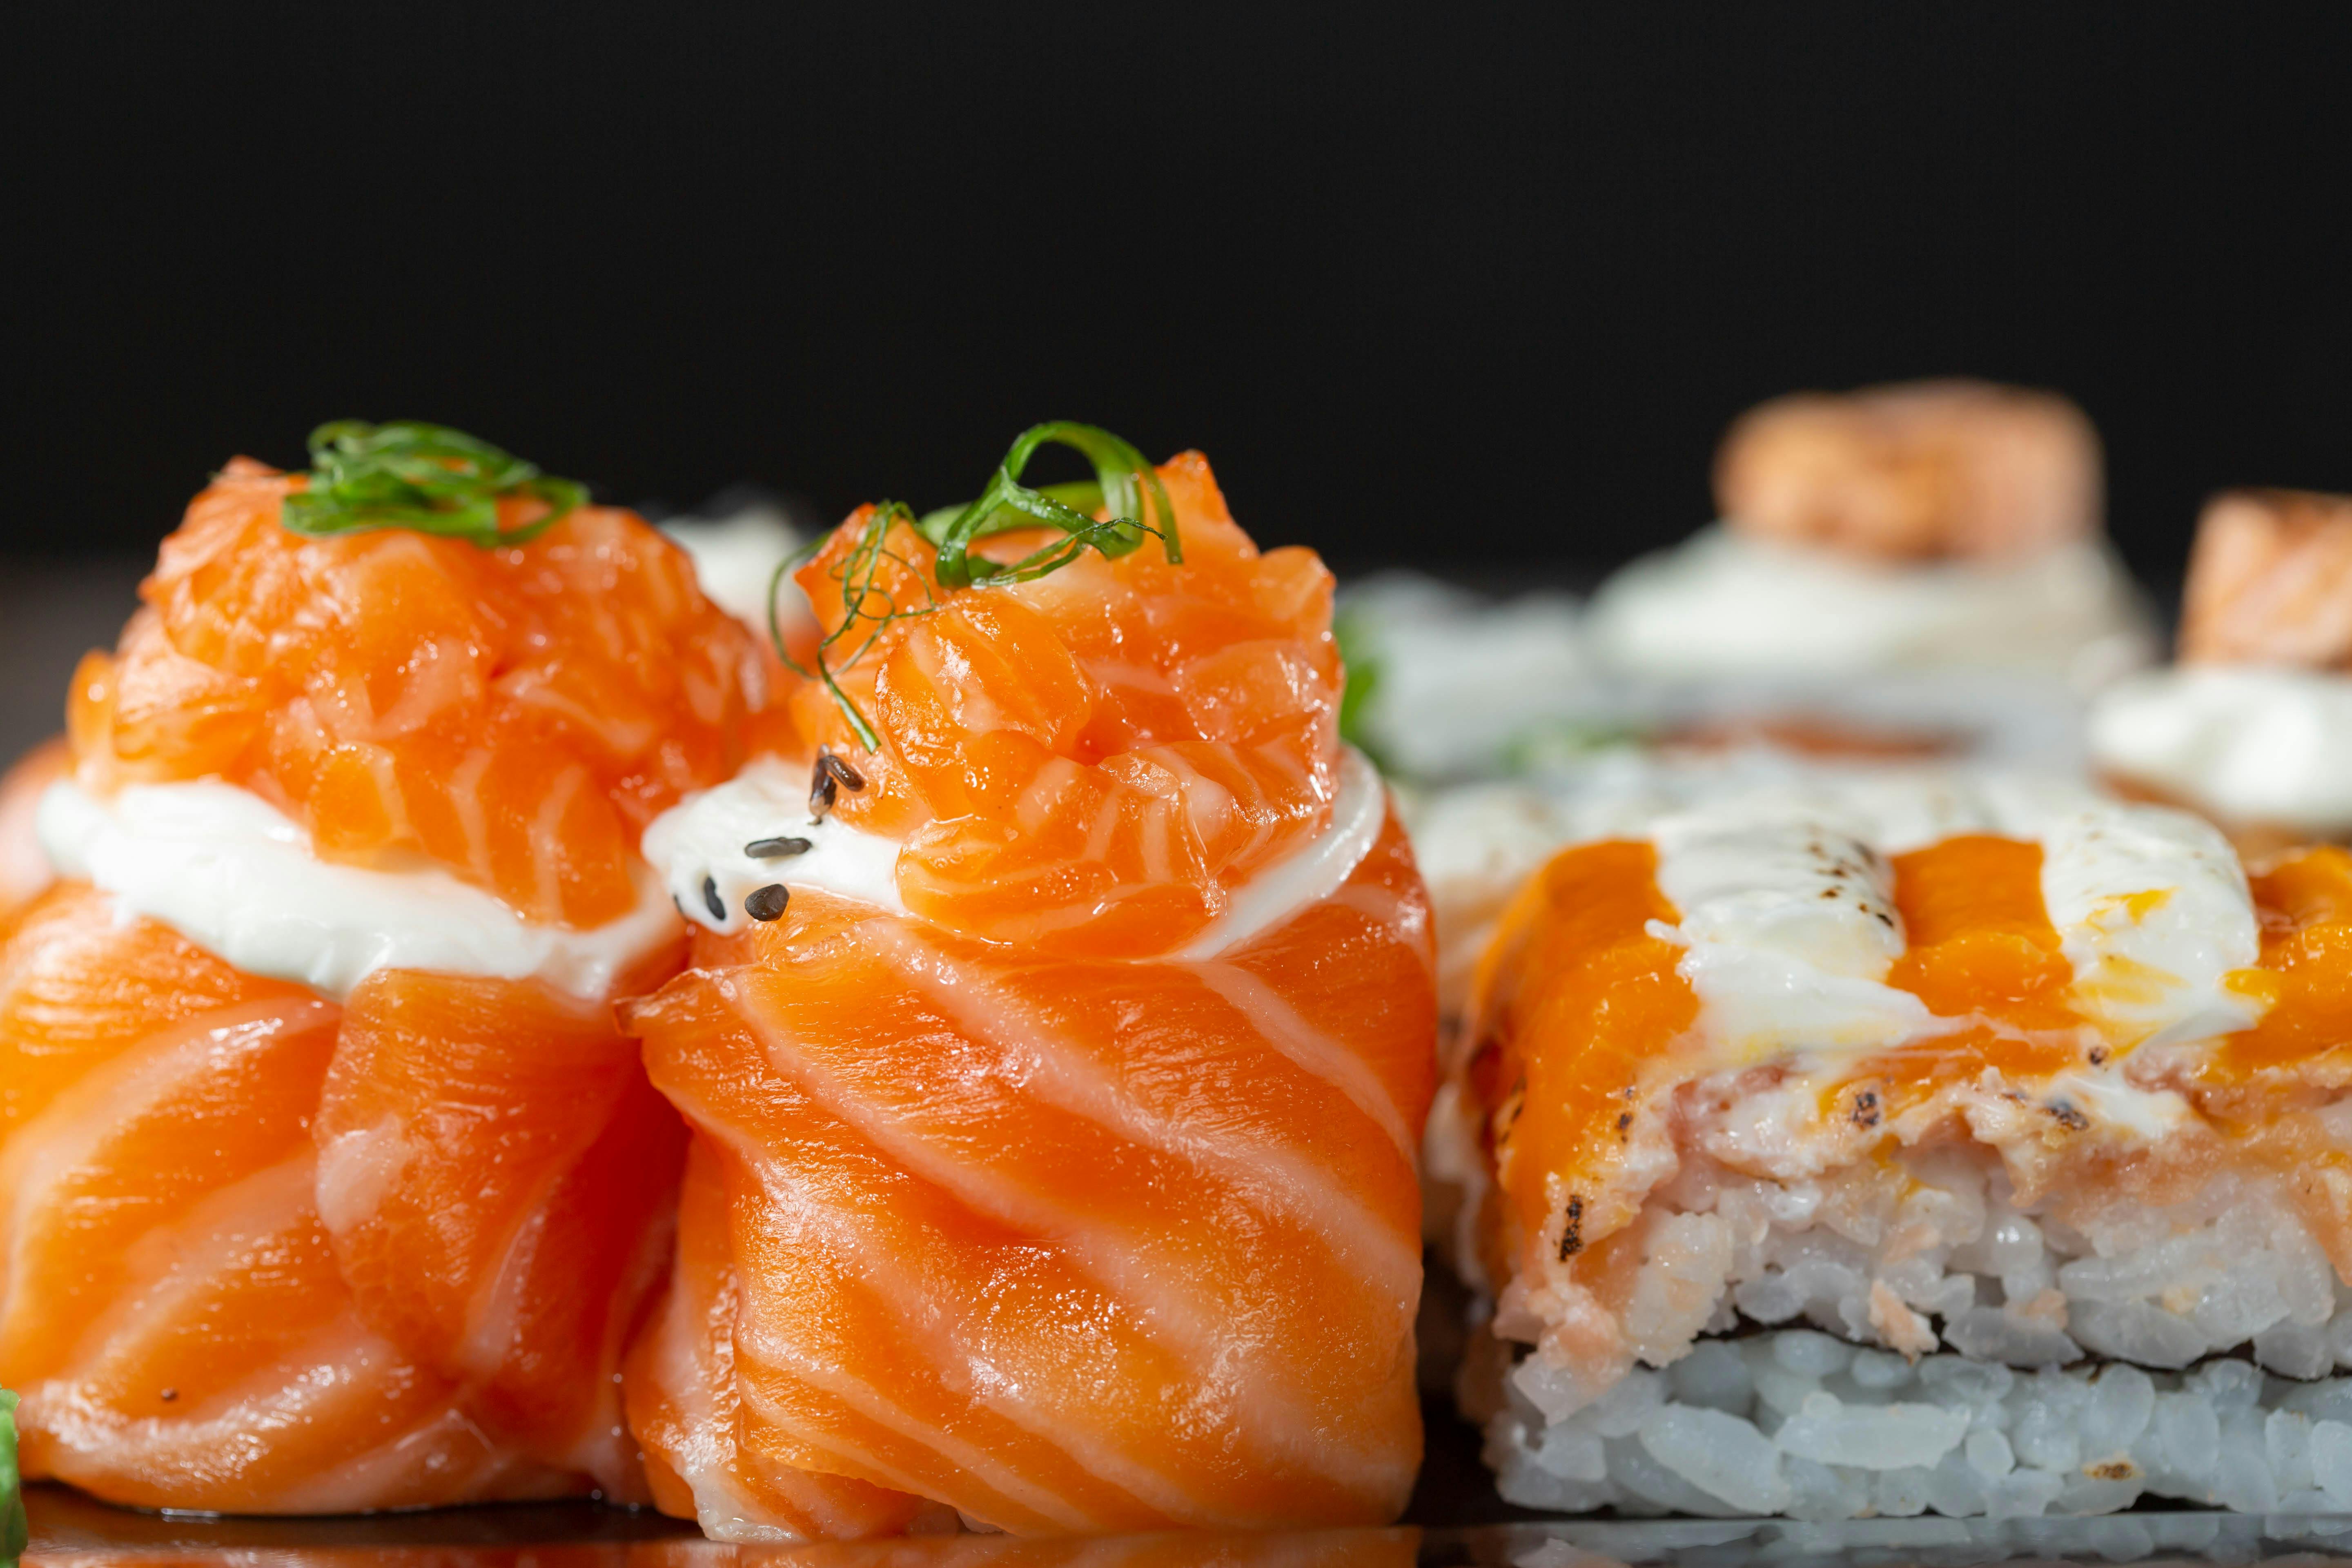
[1188,962,1416,1159]
[37,777,680,1001]
[1649,804,1945,1060]
[2028,797,2265,1051]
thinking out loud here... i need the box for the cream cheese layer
[38,777,682,1000]
[2089,664,2352,835]
[648,747,1388,960]
[1587,526,2149,682]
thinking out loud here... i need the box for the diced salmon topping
[786,452,1342,956]
[67,459,766,927]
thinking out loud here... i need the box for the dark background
[4,5,2350,578]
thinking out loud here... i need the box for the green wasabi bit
[2,1387,25,1565]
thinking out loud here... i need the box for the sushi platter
[14,387,2352,1566]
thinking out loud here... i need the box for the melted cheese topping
[1635,775,2266,1068]
[38,777,682,1000]
[647,747,1388,960]
[1648,806,1942,1059]
[2089,664,2352,834]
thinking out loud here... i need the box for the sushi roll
[2092,489,2352,855]
[0,425,763,1512]
[624,426,1440,1538]
[1586,380,2151,686]
[1436,767,2352,1517]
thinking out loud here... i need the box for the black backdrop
[6,5,2350,577]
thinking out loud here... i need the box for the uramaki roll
[1437,771,2352,1517]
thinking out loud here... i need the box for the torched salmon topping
[67,459,765,927]
[784,453,1343,958]
[1464,833,2352,1285]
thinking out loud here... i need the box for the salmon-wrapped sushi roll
[1440,768,2352,1517]
[625,427,1439,1539]
[0,425,764,1512]
[2093,489,2352,855]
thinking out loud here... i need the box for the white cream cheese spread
[646,748,1389,960]
[2089,664,2352,836]
[38,777,681,1000]
[1586,526,2151,684]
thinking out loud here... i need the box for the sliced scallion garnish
[768,423,1180,752]
[279,421,588,547]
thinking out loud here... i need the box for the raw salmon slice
[629,820,1434,1537]
[0,886,660,1509]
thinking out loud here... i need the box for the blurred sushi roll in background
[1349,380,2154,1035]
[0,427,766,1512]
[2093,489,2352,855]
[1587,379,2152,687]
[1430,766,2352,1518]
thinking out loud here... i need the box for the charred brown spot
[2087,1045,2109,1067]
[1851,1087,1881,1129]
[2083,1459,2137,1481]
[1558,1195,1585,1260]
[1617,1110,1633,1132]
[2048,1099,2089,1131]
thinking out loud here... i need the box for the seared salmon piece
[2178,488,2352,667]
[1716,379,2100,563]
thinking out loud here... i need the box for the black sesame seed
[744,883,790,922]
[745,836,813,859]
[821,749,867,792]
[702,876,726,922]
